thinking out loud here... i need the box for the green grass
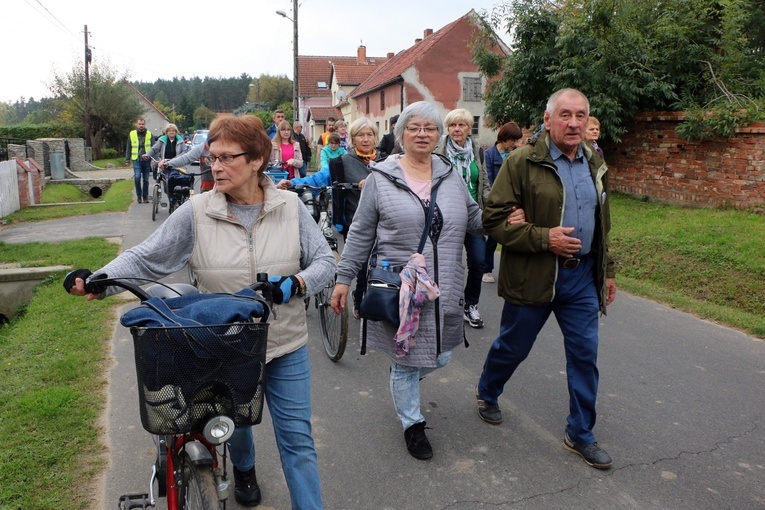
[90,158,125,169]
[0,238,123,509]
[610,192,765,337]
[5,179,133,223]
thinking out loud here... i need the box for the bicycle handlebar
[287,182,361,192]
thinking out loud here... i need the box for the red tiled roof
[350,11,474,98]
[308,106,344,122]
[333,64,380,86]
[298,54,388,97]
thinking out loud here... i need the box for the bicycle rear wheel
[177,453,219,510]
[152,185,160,221]
[319,251,348,361]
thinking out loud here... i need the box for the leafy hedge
[0,123,81,141]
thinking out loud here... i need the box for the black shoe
[563,433,613,469]
[464,304,484,328]
[233,466,262,506]
[404,421,433,460]
[475,385,503,424]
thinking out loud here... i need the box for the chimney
[414,38,423,44]
[424,28,433,38]
[357,45,367,64]
[387,52,394,59]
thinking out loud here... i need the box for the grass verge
[0,238,122,509]
[610,192,765,337]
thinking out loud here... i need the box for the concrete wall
[602,112,765,209]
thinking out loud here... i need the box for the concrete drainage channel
[0,264,72,323]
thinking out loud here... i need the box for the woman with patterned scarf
[435,108,490,329]
[279,117,381,317]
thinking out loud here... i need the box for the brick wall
[15,158,43,207]
[601,112,765,209]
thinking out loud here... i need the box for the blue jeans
[464,233,485,306]
[299,161,308,178]
[477,256,600,445]
[132,159,152,199]
[228,346,323,509]
[390,350,453,429]
[483,235,498,274]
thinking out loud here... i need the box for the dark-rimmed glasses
[204,152,247,166]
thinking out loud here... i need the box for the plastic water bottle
[381,260,390,271]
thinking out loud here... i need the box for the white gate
[0,160,20,218]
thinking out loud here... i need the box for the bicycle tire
[319,251,348,361]
[152,185,160,222]
[177,453,220,510]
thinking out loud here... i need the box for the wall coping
[633,111,765,133]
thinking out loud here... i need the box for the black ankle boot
[233,466,262,507]
[404,421,433,460]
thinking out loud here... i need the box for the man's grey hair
[545,88,590,116]
[394,102,444,145]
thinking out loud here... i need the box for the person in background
[125,118,155,204]
[334,120,349,150]
[476,88,617,471]
[377,114,399,158]
[293,121,312,177]
[266,109,286,139]
[330,101,484,460]
[320,133,346,169]
[316,116,337,157]
[69,114,335,508]
[435,108,489,329]
[279,117,381,318]
[145,123,188,163]
[270,120,303,180]
[481,122,523,283]
[585,116,604,158]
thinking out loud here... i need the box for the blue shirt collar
[549,139,584,162]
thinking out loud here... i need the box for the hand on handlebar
[277,179,293,190]
[268,275,301,304]
[158,159,167,169]
[64,269,108,300]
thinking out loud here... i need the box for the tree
[49,59,144,159]
[193,106,216,128]
[474,0,765,141]
[249,75,293,111]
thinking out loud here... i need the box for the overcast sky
[3,0,509,104]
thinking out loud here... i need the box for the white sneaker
[464,304,484,328]
[482,273,495,283]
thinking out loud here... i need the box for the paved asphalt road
[2,183,764,509]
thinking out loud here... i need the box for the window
[317,81,328,89]
[380,90,385,110]
[472,116,480,135]
[365,96,370,114]
[463,77,482,102]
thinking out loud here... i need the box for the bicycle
[288,182,358,361]
[68,273,273,510]
[150,157,211,221]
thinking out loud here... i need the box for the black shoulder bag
[359,186,438,353]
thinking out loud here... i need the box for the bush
[100,148,118,159]
[0,122,81,140]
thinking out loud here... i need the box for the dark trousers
[483,235,498,273]
[478,256,601,444]
[464,232,485,306]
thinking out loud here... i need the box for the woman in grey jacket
[331,102,484,460]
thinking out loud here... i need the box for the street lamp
[276,1,299,125]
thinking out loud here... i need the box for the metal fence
[0,160,20,218]
[0,138,27,162]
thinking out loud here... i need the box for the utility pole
[84,25,92,148]
[292,0,299,125]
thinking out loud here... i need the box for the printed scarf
[446,137,475,190]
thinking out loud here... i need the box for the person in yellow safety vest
[125,118,155,203]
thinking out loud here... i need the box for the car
[190,129,209,165]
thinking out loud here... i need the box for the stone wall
[602,112,765,209]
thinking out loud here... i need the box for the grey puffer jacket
[336,154,484,368]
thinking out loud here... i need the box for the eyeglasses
[204,152,247,166]
[404,125,439,134]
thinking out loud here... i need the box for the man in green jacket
[475,88,617,470]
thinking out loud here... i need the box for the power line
[24,0,78,40]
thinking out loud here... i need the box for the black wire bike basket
[130,322,268,435]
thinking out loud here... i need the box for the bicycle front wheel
[177,454,219,510]
[319,251,348,361]
[152,185,160,221]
